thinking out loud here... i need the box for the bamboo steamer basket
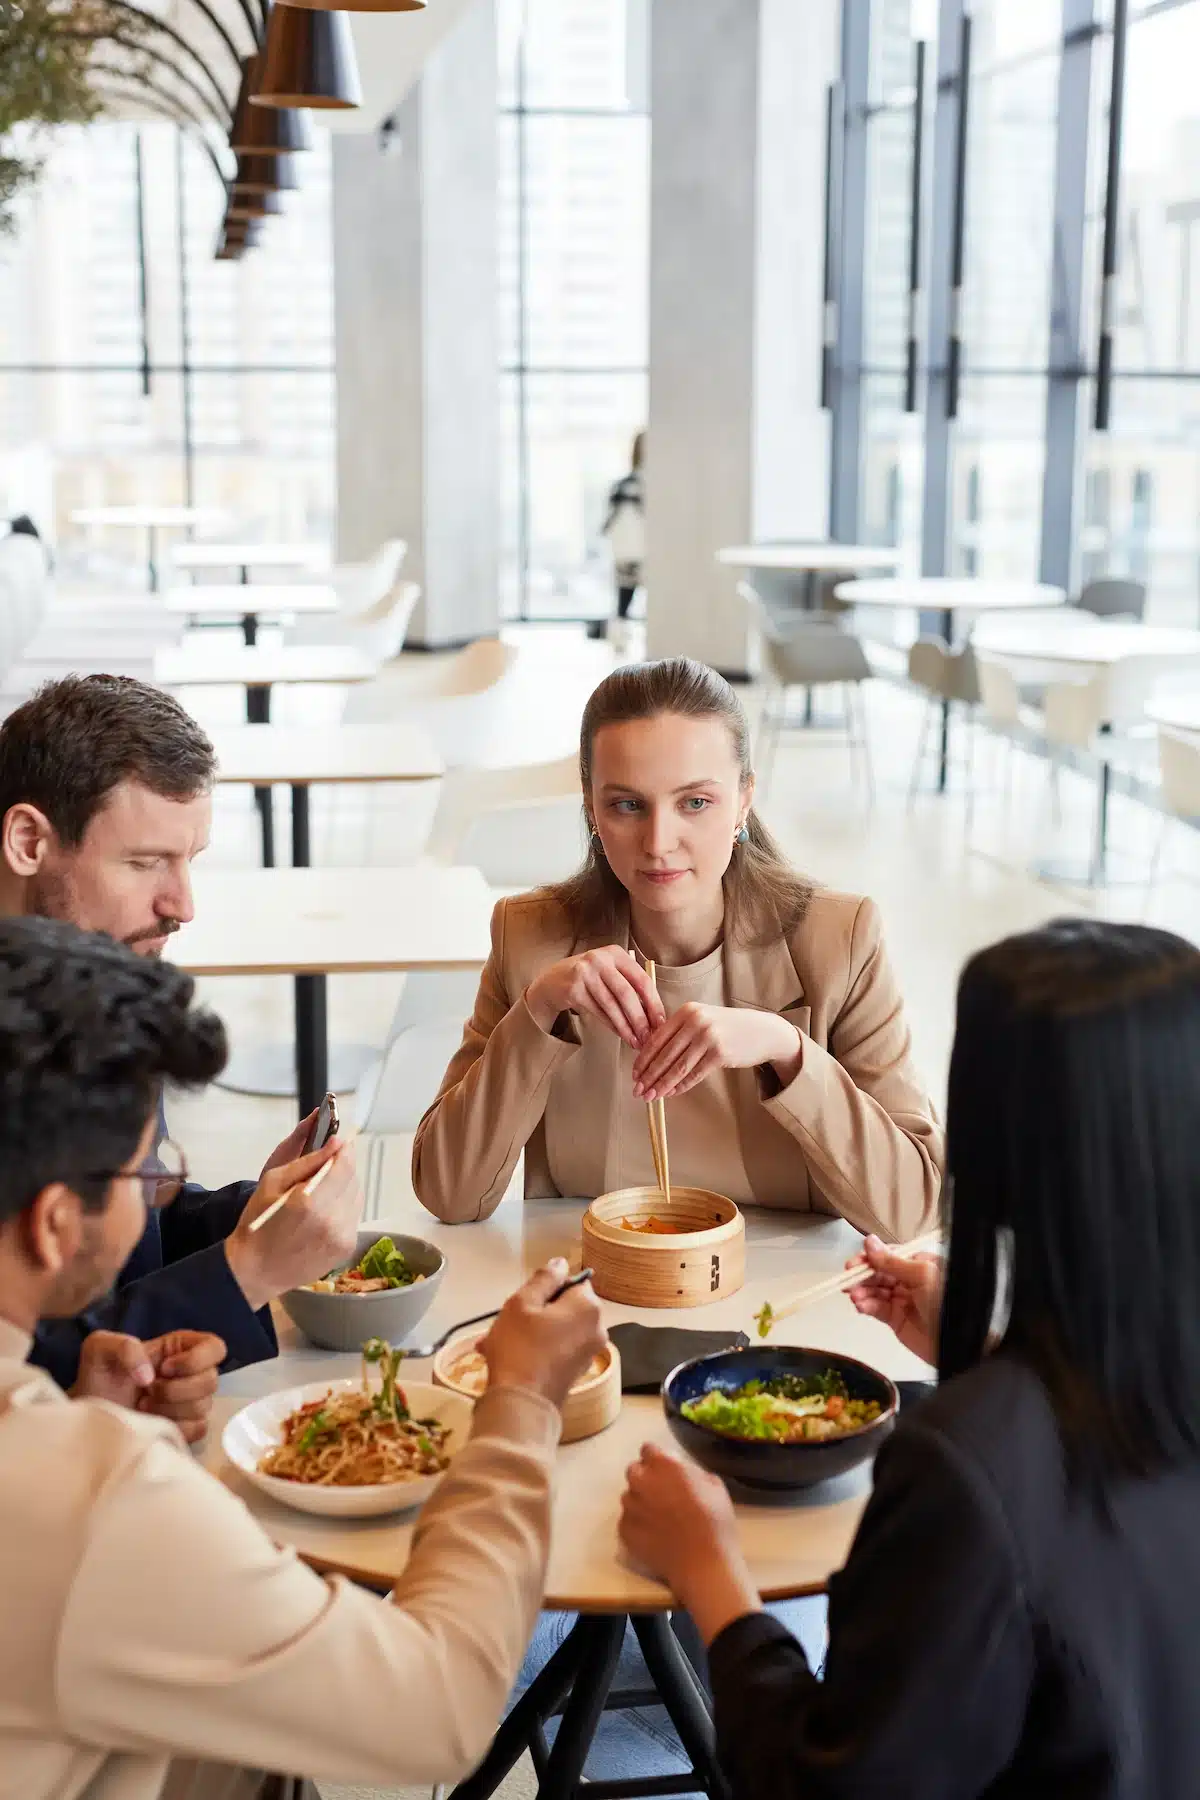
[433,1332,622,1445]
[582,1186,745,1308]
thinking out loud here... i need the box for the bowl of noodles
[663,1345,897,1493]
[222,1340,474,1518]
[280,1228,446,1352]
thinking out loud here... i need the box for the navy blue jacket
[29,1111,276,1389]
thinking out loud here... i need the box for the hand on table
[224,1137,361,1313]
[72,1328,227,1445]
[620,1444,761,1646]
[846,1233,944,1365]
[525,948,665,1049]
[632,1004,803,1102]
[480,1258,608,1411]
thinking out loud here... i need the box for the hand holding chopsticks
[644,962,671,1205]
[754,1229,944,1339]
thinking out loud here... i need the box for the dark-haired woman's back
[711,1350,1200,1800]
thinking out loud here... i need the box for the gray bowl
[280,1228,446,1353]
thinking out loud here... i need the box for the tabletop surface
[973,615,1200,665]
[1146,690,1200,732]
[205,1193,932,1610]
[171,864,492,975]
[155,643,375,688]
[164,584,339,616]
[834,576,1066,611]
[71,506,220,528]
[718,542,902,572]
[171,542,328,570]
[211,722,444,785]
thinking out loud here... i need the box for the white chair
[1039,673,1156,886]
[344,638,520,767]
[287,578,419,662]
[968,656,1049,838]
[741,584,873,798]
[293,537,406,618]
[424,755,582,877]
[1144,730,1200,905]
[906,638,981,807]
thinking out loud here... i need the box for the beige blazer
[413,886,944,1242]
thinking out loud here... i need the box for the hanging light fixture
[233,152,300,194]
[282,0,424,13]
[227,188,286,220]
[252,3,363,110]
[230,53,315,152]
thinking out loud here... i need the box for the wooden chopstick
[760,1230,943,1326]
[644,961,671,1205]
[249,1145,339,1234]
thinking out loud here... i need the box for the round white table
[717,543,903,574]
[206,1194,931,1798]
[834,578,1067,792]
[1146,691,1200,736]
[71,505,222,591]
[165,584,339,646]
[171,542,328,584]
[171,863,491,1116]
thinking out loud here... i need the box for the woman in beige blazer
[414,659,942,1242]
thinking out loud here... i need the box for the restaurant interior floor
[169,625,1198,1800]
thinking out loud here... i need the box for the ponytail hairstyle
[543,657,813,947]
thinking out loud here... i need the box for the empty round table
[72,505,222,591]
[165,583,339,646]
[172,541,328,586]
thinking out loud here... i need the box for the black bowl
[663,1345,897,1493]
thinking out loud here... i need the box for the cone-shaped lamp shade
[283,0,422,13]
[230,53,314,151]
[221,217,265,245]
[227,188,286,220]
[233,152,300,194]
[216,240,247,261]
[252,4,362,110]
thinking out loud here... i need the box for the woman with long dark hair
[414,657,941,1240]
[620,918,1200,1798]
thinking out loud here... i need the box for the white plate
[222,1379,475,1519]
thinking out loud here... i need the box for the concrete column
[332,0,497,649]
[645,0,839,676]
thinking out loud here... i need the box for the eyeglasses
[80,1137,189,1209]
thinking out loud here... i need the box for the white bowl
[222,1378,475,1519]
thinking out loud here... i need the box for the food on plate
[445,1343,611,1399]
[304,1235,423,1294]
[258,1337,452,1486]
[681,1368,881,1444]
[754,1302,775,1339]
[619,1215,690,1235]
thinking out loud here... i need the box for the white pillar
[645,0,839,675]
[332,0,497,648]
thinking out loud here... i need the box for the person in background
[415,657,941,1240]
[619,918,1200,1800]
[0,914,608,1800]
[0,674,361,1406]
[596,430,645,641]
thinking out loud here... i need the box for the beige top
[0,1318,560,1800]
[606,941,748,1201]
[414,887,943,1243]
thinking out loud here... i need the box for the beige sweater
[0,1318,560,1800]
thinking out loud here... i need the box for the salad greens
[362,1336,409,1422]
[357,1236,417,1288]
[754,1303,775,1340]
[682,1368,881,1443]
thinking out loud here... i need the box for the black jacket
[710,1355,1200,1799]
[28,1106,275,1388]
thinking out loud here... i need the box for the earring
[735,825,750,845]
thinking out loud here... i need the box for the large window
[0,122,334,587]
[839,0,1200,626]
[498,0,648,622]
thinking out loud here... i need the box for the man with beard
[0,674,362,1415]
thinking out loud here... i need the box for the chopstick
[644,961,671,1205]
[249,1145,339,1234]
[759,1230,943,1327]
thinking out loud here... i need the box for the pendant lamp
[282,0,423,13]
[221,218,265,247]
[230,53,314,151]
[227,188,286,220]
[252,3,362,110]
[216,239,246,261]
[233,152,300,194]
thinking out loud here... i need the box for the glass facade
[841,0,1200,626]
[0,122,334,588]
[497,0,649,622]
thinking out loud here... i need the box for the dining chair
[906,637,981,807]
[740,585,873,798]
[286,577,419,661]
[424,754,584,882]
[1075,577,1146,621]
[1143,729,1200,907]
